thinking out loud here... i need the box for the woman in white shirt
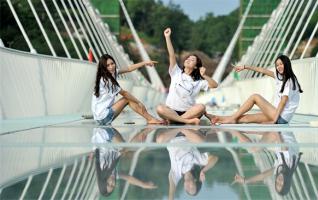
[211,55,303,124]
[156,28,218,125]
[92,54,163,125]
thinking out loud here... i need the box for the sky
[160,0,240,21]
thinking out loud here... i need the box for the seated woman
[156,28,218,125]
[91,54,163,125]
[211,55,303,124]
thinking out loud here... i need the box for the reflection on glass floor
[1,117,318,200]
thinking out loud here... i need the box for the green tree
[124,0,192,52]
[190,10,239,58]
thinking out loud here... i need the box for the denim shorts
[97,108,115,126]
[276,116,288,124]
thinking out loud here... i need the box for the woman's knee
[120,97,129,104]
[196,104,206,112]
[156,104,166,114]
[250,93,262,101]
[192,104,205,113]
[155,133,165,143]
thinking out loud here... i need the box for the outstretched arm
[164,28,177,69]
[119,174,157,189]
[200,67,218,88]
[234,64,275,78]
[200,155,219,182]
[168,173,176,200]
[118,60,158,75]
[233,168,274,185]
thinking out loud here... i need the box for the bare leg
[181,104,206,119]
[215,94,276,124]
[128,100,163,124]
[112,98,129,119]
[155,128,204,143]
[208,114,233,124]
[112,97,162,124]
[182,129,206,143]
[156,104,200,125]
[237,113,272,123]
[156,129,182,143]
[205,113,224,124]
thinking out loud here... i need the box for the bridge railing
[200,0,318,116]
[1,0,165,120]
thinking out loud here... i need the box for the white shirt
[91,78,121,120]
[166,64,209,111]
[274,132,299,172]
[167,136,209,185]
[273,72,300,122]
[92,127,121,169]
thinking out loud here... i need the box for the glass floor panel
[1,116,318,200]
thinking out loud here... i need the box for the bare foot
[210,116,219,124]
[147,118,165,124]
[217,116,237,124]
[187,118,200,125]
[210,115,224,124]
[210,116,228,124]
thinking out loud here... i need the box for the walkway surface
[1,109,318,199]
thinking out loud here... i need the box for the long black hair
[275,152,302,196]
[94,54,120,97]
[275,55,303,93]
[95,148,121,197]
[182,54,203,81]
[185,165,203,196]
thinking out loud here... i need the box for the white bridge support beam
[118,0,164,91]
[212,0,254,83]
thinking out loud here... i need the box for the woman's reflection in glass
[156,128,218,199]
[92,127,157,197]
[231,130,302,196]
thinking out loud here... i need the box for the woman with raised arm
[156,28,218,125]
[92,54,163,125]
[211,55,303,124]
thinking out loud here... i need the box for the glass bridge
[1,111,318,199]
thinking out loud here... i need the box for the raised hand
[142,181,158,189]
[232,64,246,72]
[232,174,245,185]
[144,60,158,67]
[200,171,206,182]
[200,67,206,76]
[164,28,171,37]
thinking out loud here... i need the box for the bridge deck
[1,109,318,199]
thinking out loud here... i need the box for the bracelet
[243,65,246,69]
